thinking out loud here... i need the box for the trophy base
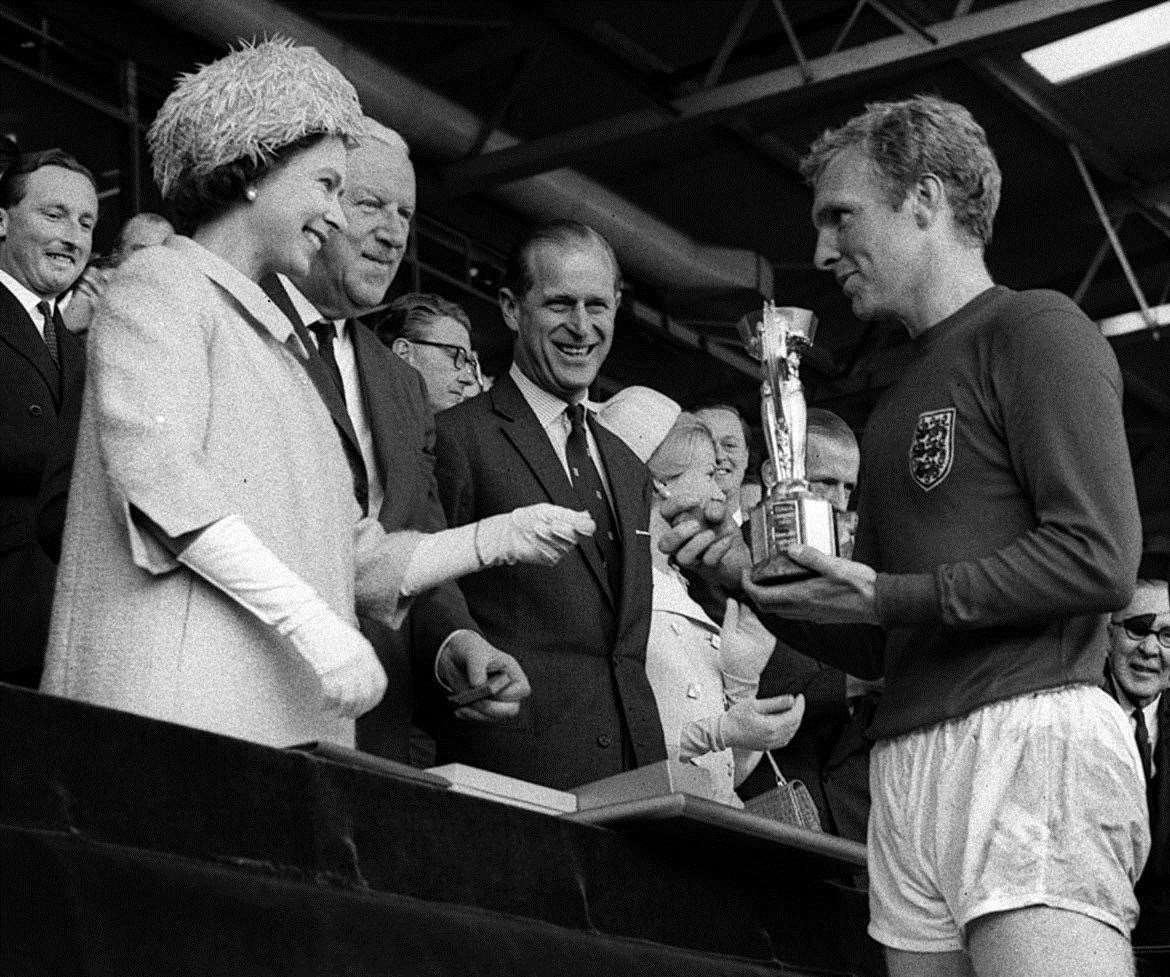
[749,493,837,585]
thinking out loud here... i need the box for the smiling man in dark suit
[0,149,96,686]
[265,118,515,760]
[429,220,666,790]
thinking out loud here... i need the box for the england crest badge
[909,408,955,491]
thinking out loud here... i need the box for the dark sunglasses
[1110,614,1170,650]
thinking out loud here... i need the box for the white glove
[474,503,595,567]
[678,694,806,760]
[280,598,387,719]
[179,514,387,719]
[718,599,776,703]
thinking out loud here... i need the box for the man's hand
[742,544,879,625]
[720,693,806,752]
[61,264,110,335]
[657,495,750,592]
[437,631,531,723]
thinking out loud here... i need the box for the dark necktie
[1134,708,1153,782]
[566,403,621,596]
[308,320,346,406]
[36,300,60,368]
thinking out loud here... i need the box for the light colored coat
[647,566,748,807]
[41,237,419,748]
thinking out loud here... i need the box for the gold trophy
[741,303,838,583]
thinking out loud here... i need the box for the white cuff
[400,524,480,596]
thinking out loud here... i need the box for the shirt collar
[509,362,596,429]
[277,274,344,336]
[0,267,53,319]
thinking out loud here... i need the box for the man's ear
[390,337,412,363]
[910,174,945,229]
[499,287,520,334]
[0,207,8,240]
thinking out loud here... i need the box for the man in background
[1104,569,1169,961]
[109,211,172,266]
[0,149,96,685]
[59,211,174,338]
[693,403,751,525]
[378,292,480,411]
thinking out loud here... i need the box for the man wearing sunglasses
[1105,569,1169,958]
[379,292,481,412]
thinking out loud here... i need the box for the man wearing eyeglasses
[265,118,521,762]
[1105,569,1169,957]
[379,292,481,412]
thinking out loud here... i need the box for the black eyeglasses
[409,339,478,373]
[1110,614,1170,650]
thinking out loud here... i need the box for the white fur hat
[148,37,364,200]
[597,386,681,463]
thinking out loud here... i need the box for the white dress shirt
[0,268,54,338]
[508,362,614,510]
[280,276,384,519]
[1113,678,1161,779]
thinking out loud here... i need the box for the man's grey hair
[359,117,410,157]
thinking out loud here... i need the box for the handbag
[743,750,824,832]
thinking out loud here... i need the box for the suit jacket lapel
[492,375,614,605]
[0,283,60,404]
[352,323,400,490]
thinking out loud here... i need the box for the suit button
[28,404,43,417]
[596,734,612,748]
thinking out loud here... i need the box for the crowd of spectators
[1,37,1165,977]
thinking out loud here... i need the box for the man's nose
[563,305,588,333]
[61,219,90,252]
[325,195,347,234]
[814,228,839,271]
[376,213,409,249]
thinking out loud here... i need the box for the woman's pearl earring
[245,186,258,202]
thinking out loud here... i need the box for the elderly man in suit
[265,118,519,760]
[428,220,666,790]
[0,149,96,687]
[1104,571,1169,960]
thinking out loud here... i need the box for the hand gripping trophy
[740,302,839,583]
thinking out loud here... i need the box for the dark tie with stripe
[36,300,60,368]
[566,403,621,597]
[308,320,346,406]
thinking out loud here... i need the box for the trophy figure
[742,303,838,583]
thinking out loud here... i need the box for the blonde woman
[600,388,804,805]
